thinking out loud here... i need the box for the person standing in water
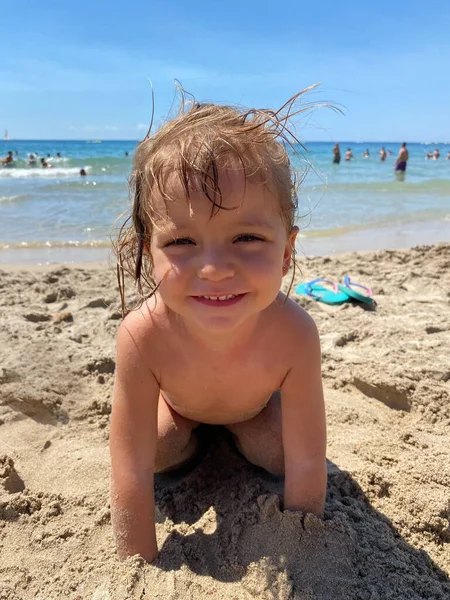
[332,143,341,164]
[345,148,354,161]
[378,147,387,162]
[394,143,408,173]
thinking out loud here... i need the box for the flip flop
[338,276,374,305]
[295,278,350,305]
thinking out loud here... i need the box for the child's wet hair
[114,85,322,315]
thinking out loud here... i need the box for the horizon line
[2,138,449,144]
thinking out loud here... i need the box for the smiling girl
[110,92,327,562]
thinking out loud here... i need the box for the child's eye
[166,237,195,246]
[235,234,264,243]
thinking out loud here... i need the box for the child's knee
[155,422,197,473]
[251,447,284,476]
[259,450,285,477]
[236,435,284,477]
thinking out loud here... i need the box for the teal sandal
[295,278,350,305]
[338,276,374,305]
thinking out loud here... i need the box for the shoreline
[298,218,450,256]
[1,219,449,267]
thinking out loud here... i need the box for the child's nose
[197,249,235,281]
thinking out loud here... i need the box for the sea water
[0,140,449,263]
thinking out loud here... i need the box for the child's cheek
[152,251,190,283]
[151,249,171,281]
[240,247,282,275]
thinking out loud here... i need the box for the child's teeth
[203,294,237,301]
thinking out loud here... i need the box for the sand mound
[0,243,449,599]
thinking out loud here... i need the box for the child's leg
[224,391,284,476]
[155,395,200,473]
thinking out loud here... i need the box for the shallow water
[1,140,449,263]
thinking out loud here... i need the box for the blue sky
[2,1,449,141]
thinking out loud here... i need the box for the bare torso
[398,148,409,162]
[139,292,300,424]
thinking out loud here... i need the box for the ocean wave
[39,180,127,193]
[0,240,111,250]
[0,167,90,179]
[0,195,27,203]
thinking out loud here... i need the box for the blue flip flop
[295,278,350,305]
[338,276,374,305]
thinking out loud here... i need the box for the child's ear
[282,226,299,273]
[289,226,299,247]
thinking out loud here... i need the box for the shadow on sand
[154,429,449,599]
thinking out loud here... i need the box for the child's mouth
[192,293,247,307]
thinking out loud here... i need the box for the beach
[1,243,449,599]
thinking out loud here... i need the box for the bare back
[398,147,409,162]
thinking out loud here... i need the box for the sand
[0,243,449,600]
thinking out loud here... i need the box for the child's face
[149,171,298,334]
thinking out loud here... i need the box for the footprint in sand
[1,390,68,425]
[351,376,413,411]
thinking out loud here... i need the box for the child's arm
[280,314,327,516]
[110,316,160,562]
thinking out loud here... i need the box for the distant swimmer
[80,168,87,176]
[0,151,14,165]
[387,150,392,156]
[379,147,387,162]
[125,152,129,157]
[28,153,37,166]
[332,143,341,164]
[345,148,354,161]
[40,157,51,168]
[56,152,61,158]
[394,142,408,179]
[363,149,370,158]
[446,151,450,160]
[433,148,440,160]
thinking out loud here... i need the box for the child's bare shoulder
[274,292,319,348]
[116,298,169,357]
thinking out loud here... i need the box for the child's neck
[179,313,263,355]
